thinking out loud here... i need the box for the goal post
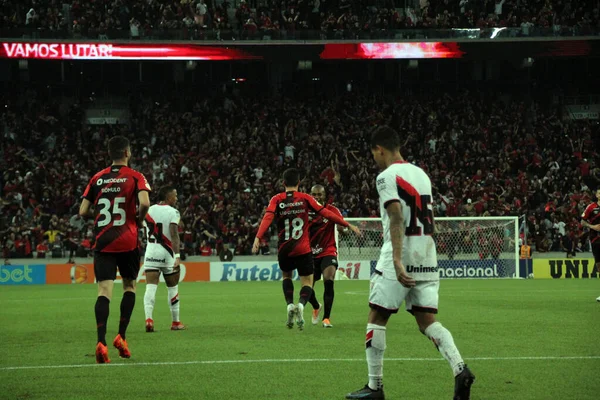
[336,216,521,279]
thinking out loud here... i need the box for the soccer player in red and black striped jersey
[79,136,151,363]
[252,168,360,330]
[580,188,600,302]
[307,185,348,328]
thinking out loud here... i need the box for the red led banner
[0,42,261,60]
[320,42,465,59]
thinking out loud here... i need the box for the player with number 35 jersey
[79,136,151,365]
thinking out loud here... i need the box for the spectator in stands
[200,240,213,256]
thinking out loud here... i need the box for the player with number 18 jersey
[253,168,359,331]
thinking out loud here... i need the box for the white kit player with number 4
[142,186,186,332]
[346,126,475,400]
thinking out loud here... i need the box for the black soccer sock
[323,279,335,319]
[118,292,136,340]
[299,285,313,306]
[308,286,320,310]
[282,279,294,305]
[95,296,110,345]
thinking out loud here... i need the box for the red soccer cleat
[145,318,154,333]
[95,342,110,364]
[112,334,131,359]
[171,321,186,331]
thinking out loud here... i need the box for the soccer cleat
[322,318,333,328]
[346,385,385,399]
[112,334,131,359]
[453,365,475,400]
[596,296,600,302]
[171,321,186,330]
[286,304,296,329]
[296,303,305,331]
[145,318,154,333]
[95,342,110,364]
[312,303,322,325]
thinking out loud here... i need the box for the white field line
[2,288,597,303]
[1,355,599,372]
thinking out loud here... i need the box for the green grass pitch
[0,279,599,400]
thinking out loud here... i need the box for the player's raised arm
[253,196,277,254]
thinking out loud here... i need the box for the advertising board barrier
[532,258,599,279]
[44,262,210,284]
[211,260,372,282]
[0,264,46,285]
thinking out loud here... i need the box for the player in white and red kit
[307,184,347,328]
[252,168,360,330]
[580,188,600,302]
[346,127,474,400]
[79,136,151,363]
[143,186,185,332]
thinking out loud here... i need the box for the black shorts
[593,243,600,264]
[94,249,140,282]
[313,255,338,281]
[278,252,314,277]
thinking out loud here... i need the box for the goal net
[336,217,520,279]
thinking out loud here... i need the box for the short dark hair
[159,186,176,201]
[370,126,401,151]
[311,184,325,192]
[108,136,130,161]
[283,168,300,187]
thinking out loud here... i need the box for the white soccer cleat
[286,304,296,329]
[596,296,600,302]
[296,303,305,331]
[311,303,322,325]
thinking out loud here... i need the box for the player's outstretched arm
[387,201,415,288]
[253,212,274,254]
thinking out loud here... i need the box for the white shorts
[143,246,177,275]
[369,270,439,314]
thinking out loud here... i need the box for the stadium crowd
[1,0,599,40]
[1,87,599,262]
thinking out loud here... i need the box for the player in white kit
[346,127,475,400]
[143,186,185,332]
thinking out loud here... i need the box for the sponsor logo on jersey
[279,201,304,209]
[96,177,127,186]
[146,257,167,264]
[406,265,439,274]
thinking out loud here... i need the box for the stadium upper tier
[1,0,599,41]
[1,88,599,257]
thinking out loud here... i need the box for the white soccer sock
[366,323,386,391]
[424,322,465,377]
[144,283,158,320]
[167,285,180,323]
